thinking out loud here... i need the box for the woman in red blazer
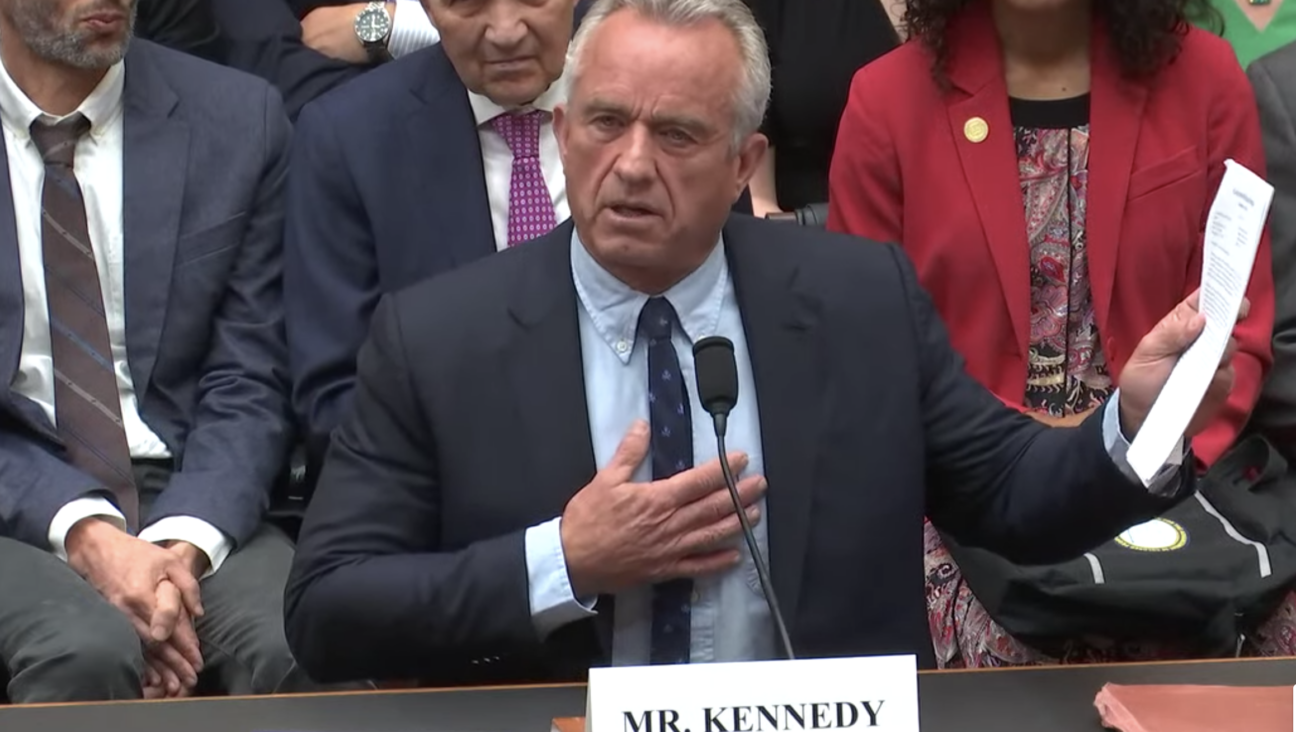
[829,0,1276,666]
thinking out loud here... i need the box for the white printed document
[1126,160,1273,483]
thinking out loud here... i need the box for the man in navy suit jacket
[0,0,334,703]
[284,0,1236,686]
[284,0,745,483]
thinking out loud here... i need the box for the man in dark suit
[0,0,324,703]
[1249,42,1296,459]
[283,0,743,483]
[284,0,1236,684]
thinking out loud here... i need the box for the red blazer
[827,5,1274,466]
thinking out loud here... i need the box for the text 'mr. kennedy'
[623,701,888,732]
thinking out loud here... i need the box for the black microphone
[692,335,796,661]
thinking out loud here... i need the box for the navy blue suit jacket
[285,42,751,476]
[284,216,1190,685]
[0,41,294,549]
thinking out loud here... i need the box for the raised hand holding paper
[1126,160,1273,483]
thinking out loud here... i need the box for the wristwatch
[354,1,393,64]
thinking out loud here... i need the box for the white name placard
[586,656,919,732]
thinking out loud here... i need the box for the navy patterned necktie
[638,297,694,665]
[33,115,140,530]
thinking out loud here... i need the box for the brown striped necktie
[32,115,139,531]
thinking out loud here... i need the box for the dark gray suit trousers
[0,462,343,702]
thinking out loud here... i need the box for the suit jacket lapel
[725,217,821,635]
[406,47,495,267]
[0,134,23,400]
[502,221,611,653]
[944,4,1033,359]
[1085,21,1145,332]
[0,133,54,440]
[122,44,187,402]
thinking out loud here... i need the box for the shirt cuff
[524,517,597,639]
[1102,388,1185,496]
[388,0,440,58]
[48,497,126,561]
[139,517,233,579]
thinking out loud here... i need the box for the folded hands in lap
[65,518,208,698]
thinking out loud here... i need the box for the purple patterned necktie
[490,110,558,247]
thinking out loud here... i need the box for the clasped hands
[66,519,208,699]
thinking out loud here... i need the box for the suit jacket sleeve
[828,66,1028,414]
[145,86,295,547]
[1247,57,1296,455]
[0,421,114,548]
[888,245,1189,563]
[283,99,378,467]
[212,0,366,122]
[1188,58,1274,466]
[284,295,537,684]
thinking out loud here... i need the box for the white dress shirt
[389,0,440,58]
[0,59,231,576]
[466,72,570,251]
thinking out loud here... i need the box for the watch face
[355,6,391,44]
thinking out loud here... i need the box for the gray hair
[566,0,771,152]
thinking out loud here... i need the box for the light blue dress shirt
[521,232,1184,665]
